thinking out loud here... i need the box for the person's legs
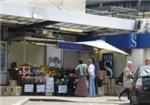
[88,77,92,96]
[119,88,128,99]
[95,77,98,95]
[126,89,131,100]
[92,76,96,96]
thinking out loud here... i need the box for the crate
[108,79,116,89]
[0,86,5,95]
[103,85,109,95]
[10,80,17,86]
[9,86,22,96]
[98,87,105,96]
[111,79,116,87]
[98,71,107,77]
[3,86,10,96]
[103,76,108,84]
[109,87,116,95]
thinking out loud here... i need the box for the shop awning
[58,40,128,55]
[0,2,135,31]
[77,40,128,55]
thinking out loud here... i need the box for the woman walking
[75,60,88,97]
[88,58,96,97]
[119,61,133,100]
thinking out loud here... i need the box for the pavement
[0,96,130,105]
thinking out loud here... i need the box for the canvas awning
[76,40,128,55]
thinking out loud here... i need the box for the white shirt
[88,64,95,76]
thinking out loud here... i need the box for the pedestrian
[118,61,133,100]
[116,71,124,85]
[88,58,96,97]
[75,60,88,97]
[145,58,150,66]
[91,58,98,96]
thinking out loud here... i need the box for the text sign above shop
[102,53,114,78]
[58,41,91,51]
[72,33,150,49]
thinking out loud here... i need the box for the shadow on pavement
[106,99,126,101]
[106,99,130,105]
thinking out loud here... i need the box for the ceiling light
[35,42,56,47]
[59,27,83,33]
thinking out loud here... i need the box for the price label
[24,84,34,93]
[36,84,45,93]
[58,85,67,93]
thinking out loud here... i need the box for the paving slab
[0,96,129,105]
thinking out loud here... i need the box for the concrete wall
[3,0,86,13]
[8,43,44,67]
[113,53,126,77]
[63,50,80,68]
[79,51,89,64]
[145,48,150,60]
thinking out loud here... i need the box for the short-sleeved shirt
[88,64,95,76]
[76,64,88,76]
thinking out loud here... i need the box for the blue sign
[129,32,137,48]
[102,53,113,78]
[137,33,150,48]
[78,33,132,49]
[58,41,91,51]
[79,32,150,49]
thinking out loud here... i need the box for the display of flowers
[55,76,68,85]
[21,76,35,84]
[40,65,58,76]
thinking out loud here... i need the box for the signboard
[36,84,45,93]
[79,32,150,49]
[102,53,113,78]
[58,41,91,51]
[24,84,34,93]
[46,77,54,92]
[58,85,67,93]
[129,32,137,48]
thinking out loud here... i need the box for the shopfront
[0,2,135,97]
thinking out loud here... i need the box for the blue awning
[58,41,91,51]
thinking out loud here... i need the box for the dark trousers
[119,88,130,99]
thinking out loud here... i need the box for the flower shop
[1,37,79,96]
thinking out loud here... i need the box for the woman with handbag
[119,61,133,100]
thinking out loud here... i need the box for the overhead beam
[0,2,136,31]
[16,21,58,31]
